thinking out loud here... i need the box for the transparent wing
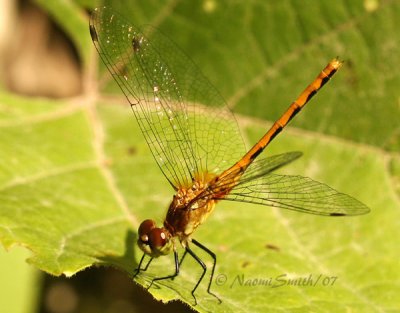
[232,151,303,183]
[196,151,369,216]
[222,173,370,216]
[90,7,245,189]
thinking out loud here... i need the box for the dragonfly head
[137,219,173,257]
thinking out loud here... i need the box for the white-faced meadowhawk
[89,6,370,305]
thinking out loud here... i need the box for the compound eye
[138,219,156,243]
[148,228,168,249]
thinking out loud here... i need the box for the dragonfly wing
[234,151,303,183]
[222,173,370,216]
[90,7,245,188]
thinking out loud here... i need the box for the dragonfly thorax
[164,178,217,242]
[174,180,209,208]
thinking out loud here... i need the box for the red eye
[148,228,167,248]
[138,219,156,242]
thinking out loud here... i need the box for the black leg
[133,254,153,278]
[186,241,221,305]
[134,243,222,305]
[142,257,154,271]
[147,250,180,290]
[178,249,188,266]
[172,249,188,281]
[192,239,222,303]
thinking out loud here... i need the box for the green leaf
[1,0,399,312]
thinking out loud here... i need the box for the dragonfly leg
[142,256,154,271]
[132,253,153,278]
[132,254,153,278]
[148,250,179,290]
[187,240,222,304]
[179,249,188,266]
[172,249,188,281]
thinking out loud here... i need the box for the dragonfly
[89,6,370,305]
